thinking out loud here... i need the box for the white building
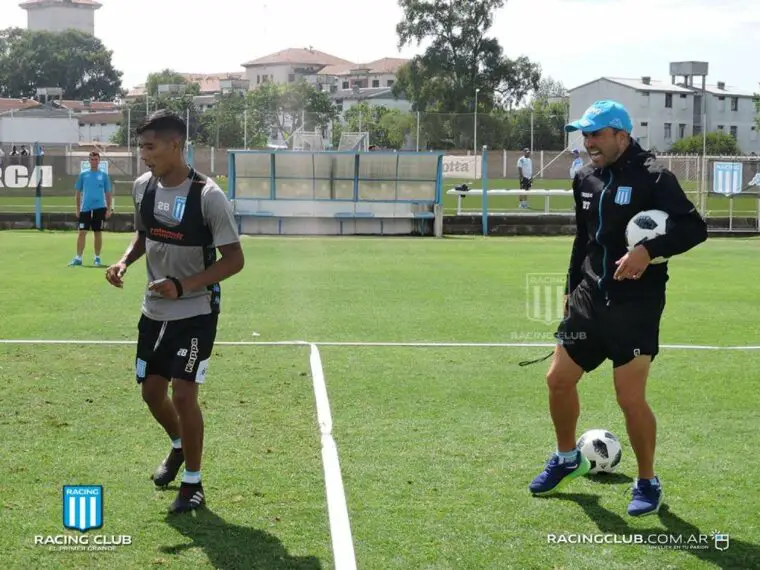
[19,0,102,36]
[241,48,409,108]
[0,105,80,145]
[569,62,759,153]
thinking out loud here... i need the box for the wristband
[167,276,183,298]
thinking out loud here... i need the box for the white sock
[171,437,182,450]
[182,470,201,484]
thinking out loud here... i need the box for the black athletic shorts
[520,177,532,191]
[78,207,107,231]
[135,313,218,384]
[555,280,666,372]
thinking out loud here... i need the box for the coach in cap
[527,100,707,517]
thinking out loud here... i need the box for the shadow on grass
[585,472,634,485]
[551,493,760,570]
[160,506,323,570]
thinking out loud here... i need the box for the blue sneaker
[628,477,664,516]
[68,257,83,267]
[94,256,102,267]
[529,452,591,496]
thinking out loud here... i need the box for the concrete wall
[26,6,96,35]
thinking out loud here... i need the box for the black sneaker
[169,482,205,514]
[152,448,184,487]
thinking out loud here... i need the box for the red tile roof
[242,48,353,68]
[76,112,121,124]
[318,57,408,77]
[0,98,41,113]
[58,100,121,112]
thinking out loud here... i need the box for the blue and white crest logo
[614,186,632,205]
[713,532,730,551]
[63,485,103,532]
[172,196,187,221]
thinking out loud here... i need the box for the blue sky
[2,0,758,94]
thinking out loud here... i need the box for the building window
[717,125,725,131]
[387,79,394,87]
[731,97,739,111]
[678,123,686,139]
[342,81,349,89]
[256,75,260,84]
[640,121,648,127]
[372,79,379,88]
[664,123,672,139]
[665,93,673,108]
[288,74,295,82]
[730,126,738,139]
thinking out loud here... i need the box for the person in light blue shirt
[70,151,113,266]
[569,149,583,181]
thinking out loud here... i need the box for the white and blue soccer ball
[625,209,672,264]
[577,429,623,474]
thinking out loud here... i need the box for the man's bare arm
[181,242,245,293]
[119,231,147,267]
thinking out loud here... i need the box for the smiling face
[138,130,182,178]
[582,127,630,168]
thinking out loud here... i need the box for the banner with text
[442,155,482,180]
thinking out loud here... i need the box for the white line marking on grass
[308,343,357,570]
[1,339,759,350]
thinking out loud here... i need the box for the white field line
[0,339,759,350]
[308,343,357,570]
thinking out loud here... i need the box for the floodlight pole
[474,88,480,155]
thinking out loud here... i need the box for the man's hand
[148,278,181,299]
[105,208,113,219]
[614,245,651,280]
[105,262,128,288]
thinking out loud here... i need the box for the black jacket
[566,141,707,300]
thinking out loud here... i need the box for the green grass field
[1,232,759,569]
[2,176,756,217]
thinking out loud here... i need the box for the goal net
[290,129,325,151]
[338,132,369,151]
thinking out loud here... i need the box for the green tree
[340,103,416,149]
[378,109,416,149]
[393,0,540,113]
[196,92,266,148]
[508,101,568,150]
[754,87,760,131]
[111,92,204,146]
[532,76,568,103]
[248,80,337,144]
[669,131,742,155]
[0,27,123,100]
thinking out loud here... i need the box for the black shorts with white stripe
[134,313,218,383]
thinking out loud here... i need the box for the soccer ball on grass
[625,209,672,264]
[577,429,622,474]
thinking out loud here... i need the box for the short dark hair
[89,151,100,158]
[136,109,186,143]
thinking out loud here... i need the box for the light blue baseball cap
[565,100,633,134]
